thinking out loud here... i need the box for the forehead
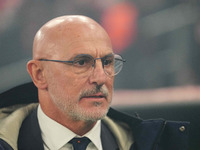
[56,27,113,59]
[40,17,113,59]
[64,40,113,59]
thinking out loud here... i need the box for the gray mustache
[80,86,108,99]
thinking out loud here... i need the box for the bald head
[27,16,115,129]
[33,15,112,60]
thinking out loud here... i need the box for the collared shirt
[37,105,103,150]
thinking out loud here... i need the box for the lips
[79,86,109,102]
[81,93,106,100]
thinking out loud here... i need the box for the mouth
[80,93,107,100]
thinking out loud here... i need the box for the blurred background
[0,0,200,105]
[1,1,200,149]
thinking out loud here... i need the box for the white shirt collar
[37,105,102,150]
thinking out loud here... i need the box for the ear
[27,60,48,89]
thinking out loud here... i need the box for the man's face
[43,23,114,122]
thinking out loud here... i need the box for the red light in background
[101,2,138,53]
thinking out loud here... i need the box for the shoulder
[107,107,189,134]
[0,103,38,150]
[105,107,190,150]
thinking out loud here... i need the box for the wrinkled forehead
[33,16,112,59]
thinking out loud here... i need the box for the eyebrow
[71,52,114,58]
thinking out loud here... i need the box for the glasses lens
[104,54,124,76]
[72,55,93,74]
[72,54,124,76]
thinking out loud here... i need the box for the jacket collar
[107,108,167,150]
[133,119,166,150]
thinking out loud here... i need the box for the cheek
[105,78,114,98]
[109,85,113,95]
[107,77,114,89]
[61,74,85,96]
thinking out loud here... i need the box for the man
[0,15,189,150]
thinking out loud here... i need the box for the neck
[48,111,97,136]
[65,120,97,136]
[40,102,97,136]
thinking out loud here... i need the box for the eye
[77,60,85,66]
[73,56,92,67]
[103,59,111,65]
[103,56,114,66]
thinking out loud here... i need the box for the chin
[70,106,109,122]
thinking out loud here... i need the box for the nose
[88,59,107,86]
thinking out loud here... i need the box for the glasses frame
[38,53,126,76]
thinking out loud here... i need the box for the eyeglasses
[38,53,125,77]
